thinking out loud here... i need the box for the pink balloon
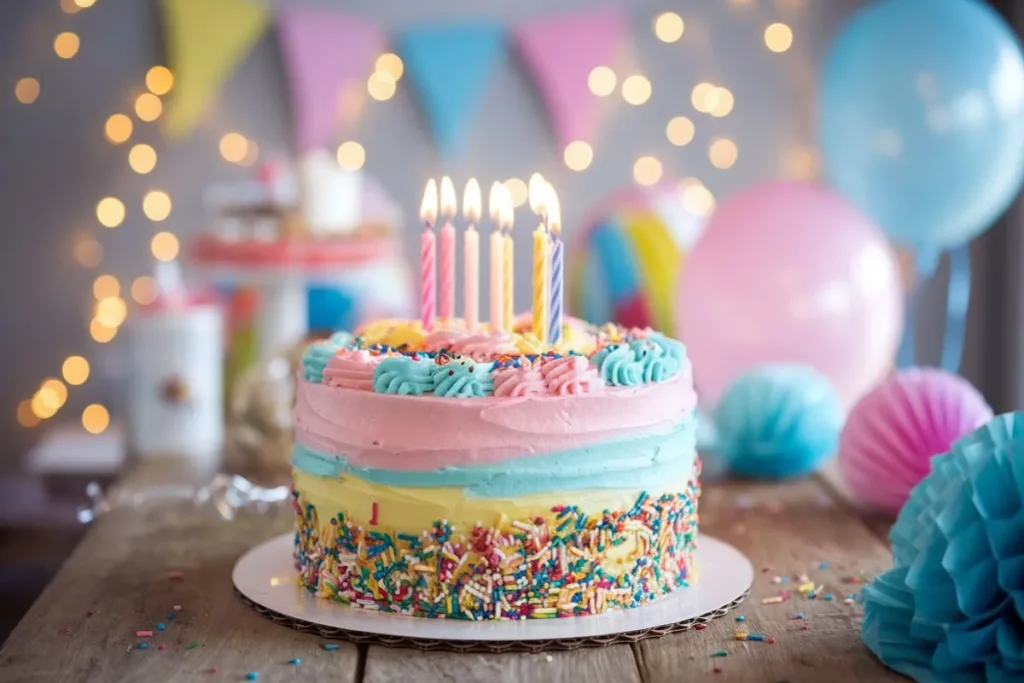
[677,181,903,409]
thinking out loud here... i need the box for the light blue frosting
[302,341,341,383]
[432,359,494,398]
[648,333,686,364]
[372,356,436,396]
[592,344,644,386]
[630,339,678,383]
[293,416,698,498]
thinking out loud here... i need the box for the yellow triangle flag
[161,0,270,138]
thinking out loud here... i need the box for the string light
[709,138,739,169]
[31,392,57,420]
[367,72,396,101]
[128,144,157,174]
[82,404,110,435]
[633,156,663,186]
[15,78,40,104]
[145,66,174,95]
[151,231,180,261]
[73,234,103,268]
[131,276,158,305]
[691,82,719,113]
[765,23,794,53]
[62,356,90,386]
[336,141,366,170]
[53,32,80,59]
[16,400,38,428]
[504,178,528,208]
[666,116,695,146]
[563,141,594,171]
[588,66,617,97]
[39,378,68,410]
[654,12,685,43]
[682,182,716,216]
[710,87,735,117]
[375,53,404,80]
[96,197,125,228]
[95,296,128,328]
[90,319,117,343]
[219,132,248,163]
[92,274,120,299]
[134,93,162,121]
[622,75,652,105]
[143,190,172,221]
[104,114,133,144]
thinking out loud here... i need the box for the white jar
[126,299,224,469]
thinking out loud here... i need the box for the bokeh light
[367,72,397,101]
[219,132,248,163]
[143,191,172,221]
[151,231,180,261]
[666,116,695,146]
[336,141,366,170]
[128,144,157,174]
[92,274,119,299]
[73,233,103,268]
[504,178,528,208]
[563,141,594,171]
[96,197,125,228]
[89,319,117,343]
[682,182,716,216]
[765,23,794,53]
[17,400,39,428]
[710,87,735,117]
[95,296,128,328]
[376,53,404,80]
[622,75,652,105]
[82,404,110,435]
[145,66,174,95]
[62,356,90,386]
[691,82,720,113]
[588,66,617,97]
[15,78,40,104]
[709,138,739,169]
[633,156,663,186]
[53,32,80,59]
[131,276,158,305]
[654,12,685,43]
[134,93,162,122]
[105,114,133,144]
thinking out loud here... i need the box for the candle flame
[528,173,547,215]
[420,179,438,224]
[463,178,481,223]
[547,184,562,235]
[440,176,457,217]
[488,182,503,222]
[500,184,515,231]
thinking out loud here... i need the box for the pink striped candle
[438,177,457,323]
[419,179,438,330]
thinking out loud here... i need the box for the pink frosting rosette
[493,361,547,397]
[451,333,520,361]
[541,355,605,396]
[322,349,382,391]
[423,329,470,354]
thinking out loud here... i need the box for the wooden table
[0,460,903,683]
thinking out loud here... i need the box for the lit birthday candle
[420,179,438,331]
[547,185,564,345]
[500,185,515,333]
[463,178,481,331]
[529,173,550,343]
[438,176,457,324]
[488,182,505,333]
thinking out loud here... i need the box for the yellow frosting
[292,468,649,533]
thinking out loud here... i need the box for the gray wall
[1,0,863,462]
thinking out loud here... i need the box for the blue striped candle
[548,235,563,344]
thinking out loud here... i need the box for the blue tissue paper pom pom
[862,412,1024,683]
[713,364,843,479]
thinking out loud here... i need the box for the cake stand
[190,234,401,360]
[233,533,753,652]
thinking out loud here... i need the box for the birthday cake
[291,316,700,620]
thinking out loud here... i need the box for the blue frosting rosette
[372,356,436,396]
[432,359,494,398]
[862,411,1024,683]
[302,334,353,383]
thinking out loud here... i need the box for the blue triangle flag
[398,22,505,160]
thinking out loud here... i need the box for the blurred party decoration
[821,0,1024,252]
[398,23,505,160]
[838,367,993,515]
[161,0,271,137]
[678,181,903,409]
[821,0,1024,375]
[862,412,1024,682]
[569,182,705,336]
[714,364,843,479]
[513,9,626,150]
[223,341,306,475]
[277,8,382,152]
[125,262,223,468]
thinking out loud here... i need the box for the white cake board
[233,533,753,652]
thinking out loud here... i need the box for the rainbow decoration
[569,184,706,337]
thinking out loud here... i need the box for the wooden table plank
[362,644,641,683]
[0,460,362,683]
[633,477,902,683]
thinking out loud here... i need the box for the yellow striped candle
[532,224,549,343]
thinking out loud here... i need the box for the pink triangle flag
[278,8,383,152]
[513,10,627,149]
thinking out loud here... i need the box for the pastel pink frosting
[423,329,519,361]
[322,350,381,391]
[293,369,697,470]
[493,362,547,398]
[540,356,604,396]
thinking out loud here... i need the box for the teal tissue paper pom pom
[862,412,1024,683]
[713,364,843,479]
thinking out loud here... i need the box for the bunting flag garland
[161,0,271,138]
[398,22,506,160]
[277,8,383,152]
[513,10,627,149]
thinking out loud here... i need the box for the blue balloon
[820,0,1024,250]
